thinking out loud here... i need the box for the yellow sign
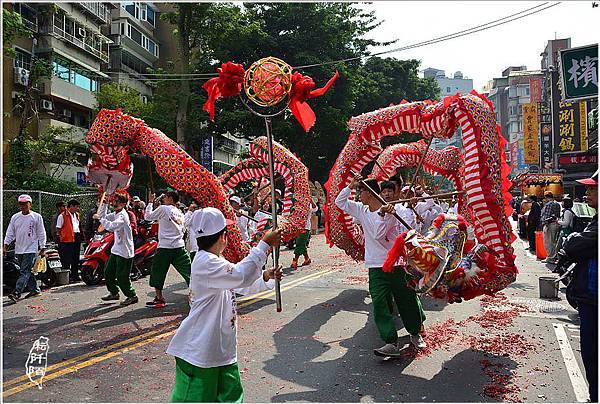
[522,103,539,165]
[579,101,588,151]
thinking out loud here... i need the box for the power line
[126,1,561,82]
[295,2,560,69]
[12,2,560,83]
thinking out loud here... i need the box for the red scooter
[80,220,158,286]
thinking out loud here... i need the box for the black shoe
[101,293,120,301]
[8,292,21,302]
[25,290,41,299]
[120,296,139,306]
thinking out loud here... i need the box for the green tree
[94,82,149,118]
[5,126,81,193]
[2,8,32,57]
[159,4,265,150]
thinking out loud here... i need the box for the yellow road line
[2,267,337,397]
[3,330,177,398]
[2,323,177,388]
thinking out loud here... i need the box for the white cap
[229,195,242,205]
[192,207,235,237]
[132,196,141,202]
[18,194,32,203]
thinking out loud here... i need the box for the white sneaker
[374,343,402,357]
[410,334,427,349]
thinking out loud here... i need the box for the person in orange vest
[56,199,83,283]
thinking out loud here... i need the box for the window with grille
[14,48,32,70]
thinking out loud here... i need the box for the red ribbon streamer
[289,71,339,132]
[202,62,245,120]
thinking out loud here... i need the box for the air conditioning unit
[77,27,87,37]
[41,99,54,111]
[61,109,72,118]
[13,67,30,86]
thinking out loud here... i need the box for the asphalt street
[2,223,591,402]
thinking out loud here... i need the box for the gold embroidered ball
[244,57,292,107]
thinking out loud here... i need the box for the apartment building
[423,67,473,151]
[105,2,160,98]
[3,2,114,184]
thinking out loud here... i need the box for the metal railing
[78,2,110,24]
[40,24,109,63]
[13,3,38,32]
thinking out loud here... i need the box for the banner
[200,136,213,173]
[522,103,539,164]
[529,77,543,103]
[551,71,588,154]
[558,44,598,102]
[538,98,553,169]
[518,138,526,170]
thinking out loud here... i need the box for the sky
[363,1,599,91]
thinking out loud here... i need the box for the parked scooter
[3,243,64,293]
[80,220,157,286]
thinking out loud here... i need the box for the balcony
[40,76,96,110]
[39,24,109,63]
[77,2,111,24]
[13,4,38,32]
[39,118,88,145]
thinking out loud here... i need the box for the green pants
[171,358,243,403]
[150,247,191,290]
[369,267,425,343]
[294,230,311,256]
[189,251,196,262]
[105,254,136,298]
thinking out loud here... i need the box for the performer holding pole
[337,173,426,357]
[167,208,282,402]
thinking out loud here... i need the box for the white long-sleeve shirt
[236,214,250,242]
[145,204,185,249]
[4,211,46,254]
[184,210,201,253]
[99,209,134,259]
[335,186,397,268]
[415,195,443,233]
[395,203,416,234]
[306,205,318,230]
[166,241,271,368]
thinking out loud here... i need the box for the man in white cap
[229,195,249,242]
[4,194,46,302]
[166,208,282,402]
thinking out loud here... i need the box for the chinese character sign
[559,44,598,101]
[538,98,553,168]
[552,71,588,153]
[529,77,543,103]
[522,103,539,164]
[510,141,519,171]
[200,136,213,173]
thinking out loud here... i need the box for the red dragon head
[86,109,142,194]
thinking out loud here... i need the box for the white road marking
[553,323,589,402]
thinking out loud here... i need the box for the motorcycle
[3,243,64,292]
[80,220,158,286]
